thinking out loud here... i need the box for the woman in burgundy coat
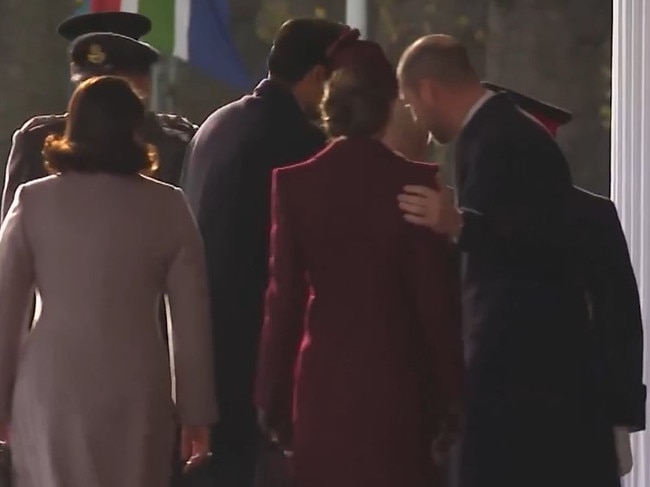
[255,30,464,487]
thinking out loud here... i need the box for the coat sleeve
[405,205,464,417]
[457,128,572,276]
[2,130,34,222]
[0,186,35,422]
[3,118,64,223]
[166,189,219,426]
[255,170,308,422]
[593,202,646,431]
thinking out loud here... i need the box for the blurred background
[0,0,612,194]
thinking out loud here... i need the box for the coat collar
[458,92,512,139]
[253,78,305,118]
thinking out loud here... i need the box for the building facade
[610,0,650,485]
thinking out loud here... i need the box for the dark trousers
[253,438,294,487]
[170,425,183,486]
[459,399,620,487]
[208,414,260,487]
[170,420,259,487]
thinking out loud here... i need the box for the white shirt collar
[461,90,495,128]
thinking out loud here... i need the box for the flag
[82,0,252,90]
[74,0,90,14]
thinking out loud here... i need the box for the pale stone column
[610,0,650,485]
[345,0,368,38]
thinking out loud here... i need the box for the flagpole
[149,55,177,113]
[345,0,368,38]
[150,63,162,112]
[166,56,178,113]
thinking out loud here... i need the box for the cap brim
[482,81,573,125]
[58,12,152,41]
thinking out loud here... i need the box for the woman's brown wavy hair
[320,30,398,138]
[42,75,158,176]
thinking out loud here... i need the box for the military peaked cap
[58,11,152,41]
[69,32,159,82]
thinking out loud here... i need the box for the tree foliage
[0,0,613,193]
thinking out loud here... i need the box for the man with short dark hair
[181,17,348,487]
[2,12,196,221]
[396,35,621,487]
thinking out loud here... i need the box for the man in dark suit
[181,18,348,487]
[2,12,196,221]
[395,35,621,487]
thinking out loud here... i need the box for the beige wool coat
[0,173,218,487]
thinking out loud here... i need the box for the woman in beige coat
[0,76,218,487]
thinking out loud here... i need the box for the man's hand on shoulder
[257,409,293,456]
[18,113,67,134]
[398,174,461,238]
[431,406,464,466]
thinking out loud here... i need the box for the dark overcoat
[455,94,620,487]
[181,78,326,487]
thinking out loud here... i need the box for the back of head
[321,29,398,138]
[268,18,348,85]
[43,76,157,175]
[398,34,478,89]
[396,35,482,144]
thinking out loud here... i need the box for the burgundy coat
[255,137,464,487]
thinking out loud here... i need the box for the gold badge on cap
[87,44,106,64]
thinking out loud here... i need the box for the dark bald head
[398,35,478,88]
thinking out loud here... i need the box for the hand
[258,409,293,455]
[398,174,461,237]
[613,426,633,476]
[431,409,464,466]
[0,423,8,444]
[181,425,211,472]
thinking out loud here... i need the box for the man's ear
[417,79,437,106]
[310,64,328,84]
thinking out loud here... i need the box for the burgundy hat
[326,29,398,97]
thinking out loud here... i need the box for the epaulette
[18,113,67,134]
[155,113,198,143]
